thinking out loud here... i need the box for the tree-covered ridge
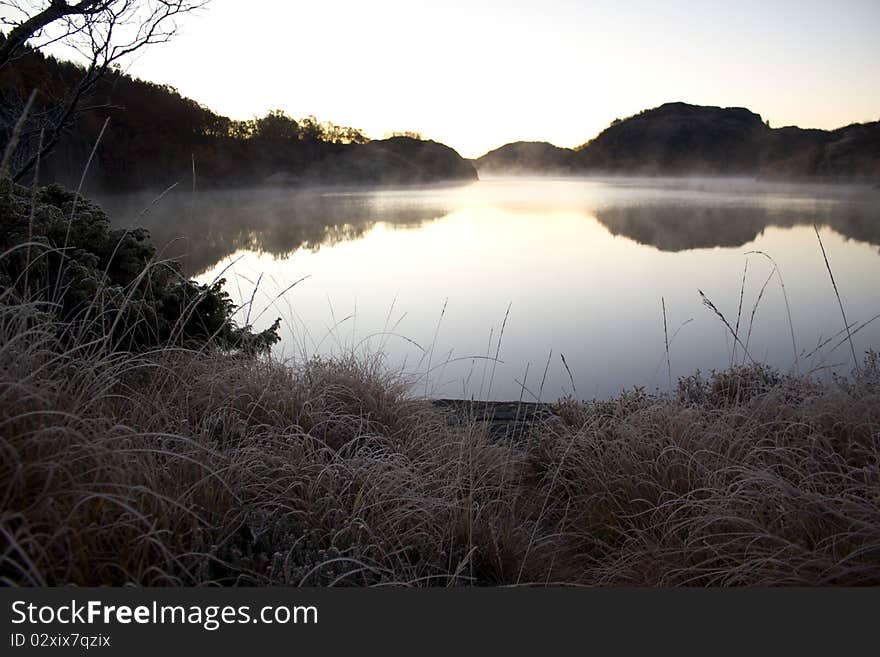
[0,38,476,190]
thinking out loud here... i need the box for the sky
[67,0,880,158]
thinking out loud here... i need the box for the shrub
[0,179,279,353]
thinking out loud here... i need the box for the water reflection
[96,186,456,275]
[97,179,880,279]
[96,178,880,399]
[596,199,880,252]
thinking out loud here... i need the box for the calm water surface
[100,177,880,400]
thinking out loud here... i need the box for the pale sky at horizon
[64,0,880,157]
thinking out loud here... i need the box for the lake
[98,177,880,400]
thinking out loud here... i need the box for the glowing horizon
[47,0,880,158]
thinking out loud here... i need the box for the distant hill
[474,103,880,182]
[308,137,477,186]
[474,141,576,174]
[575,103,769,174]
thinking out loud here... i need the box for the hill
[474,103,880,182]
[474,141,576,175]
[307,137,477,186]
[575,103,769,174]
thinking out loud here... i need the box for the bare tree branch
[1,0,207,181]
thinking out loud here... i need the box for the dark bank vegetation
[476,103,880,182]
[0,180,280,351]
[2,181,879,586]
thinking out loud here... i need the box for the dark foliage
[0,179,280,352]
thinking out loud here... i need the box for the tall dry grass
[2,288,878,585]
[0,296,547,585]
[536,361,880,584]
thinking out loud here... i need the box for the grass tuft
[2,298,878,585]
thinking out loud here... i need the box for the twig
[662,297,672,391]
[813,225,858,371]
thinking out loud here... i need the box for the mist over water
[99,177,880,400]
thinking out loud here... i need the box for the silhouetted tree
[253,109,298,142]
[387,130,424,140]
[322,121,368,144]
[296,114,324,142]
[0,0,207,181]
[227,118,253,139]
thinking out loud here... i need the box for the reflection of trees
[95,188,449,275]
[594,199,880,252]
[94,185,880,275]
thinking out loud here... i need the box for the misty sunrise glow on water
[101,177,880,400]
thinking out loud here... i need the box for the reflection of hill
[95,182,880,273]
[594,199,880,251]
[96,188,452,275]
